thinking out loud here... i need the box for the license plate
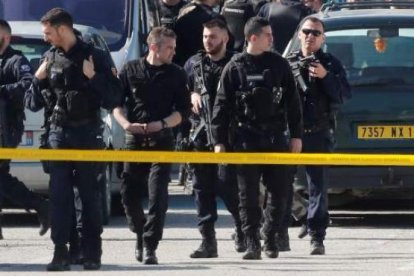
[357,125,414,139]
[20,131,34,146]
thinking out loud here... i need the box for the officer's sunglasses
[301,28,322,37]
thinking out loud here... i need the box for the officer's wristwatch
[161,119,168,129]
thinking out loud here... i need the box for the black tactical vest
[46,42,100,122]
[233,54,284,126]
[221,0,255,52]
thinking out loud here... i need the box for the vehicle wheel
[100,163,112,225]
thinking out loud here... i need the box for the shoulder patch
[20,64,31,73]
[178,5,197,18]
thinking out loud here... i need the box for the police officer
[0,19,49,238]
[211,17,302,260]
[184,18,244,258]
[220,0,256,52]
[113,27,191,265]
[174,0,222,65]
[258,0,312,54]
[288,16,351,255]
[159,0,188,29]
[25,8,122,271]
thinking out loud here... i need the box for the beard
[205,40,224,55]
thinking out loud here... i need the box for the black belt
[127,128,173,147]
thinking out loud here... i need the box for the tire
[100,163,112,225]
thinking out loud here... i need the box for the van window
[0,0,129,52]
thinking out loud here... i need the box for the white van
[1,0,160,222]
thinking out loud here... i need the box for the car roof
[311,8,414,31]
[9,21,100,38]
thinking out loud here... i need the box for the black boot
[263,234,279,258]
[278,230,291,252]
[242,233,261,260]
[234,228,246,253]
[36,200,49,236]
[190,238,218,258]
[135,233,143,262]
[310,239,325,255]
[83,259,101,270]
[143,248,158,265]
[69,238,83,265]
[47,245,70,271]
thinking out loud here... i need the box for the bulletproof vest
[0,49,26,146]
[233,55,284,125]
[46,43,100,121]
[221,0,255,52]
[192,51,232,108]
[297,51,334,126]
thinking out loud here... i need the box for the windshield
[0,0,129,51]
[323,27,414,86]
[11,37,50,71]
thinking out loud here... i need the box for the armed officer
[258,0,312,54]
[285,16,351,255]
[220,0,256,52]
[25,8,122,271]
[184,18,244,258]
[211,17,302,260]
[113,27,191,265]
[174,0,222,65]
[0,19,49,239]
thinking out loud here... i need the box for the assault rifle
[190,61,214,149]
[286,52,318,93]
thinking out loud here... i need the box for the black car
[284,1,414,201]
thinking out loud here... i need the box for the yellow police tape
[1,148,414,166]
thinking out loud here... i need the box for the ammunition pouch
[50,104,67,126]
[49,66,65,89]
[237,86,282,122]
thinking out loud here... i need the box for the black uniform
[25,38,122,265]
[0,46,48,236]
[174,1,218,65]
[258,1,312,54]
[159,0,188,29]
[211,51,302,257]
[184,50,243,250]
[290,49,350,243]
[118,58,191,253]
[221,0,256,52]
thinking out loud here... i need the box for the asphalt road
[1,191,414,275]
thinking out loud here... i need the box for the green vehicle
[284,0,414,201]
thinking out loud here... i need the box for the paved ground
[1,186,414,275]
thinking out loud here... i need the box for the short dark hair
[244,17,270,41]
[40,8,73,29]
[0,19,11,34]
[147,26,176,47]
[203,18,228,31]
[299,16,326,32]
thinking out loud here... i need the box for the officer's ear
[149,43,158,53]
